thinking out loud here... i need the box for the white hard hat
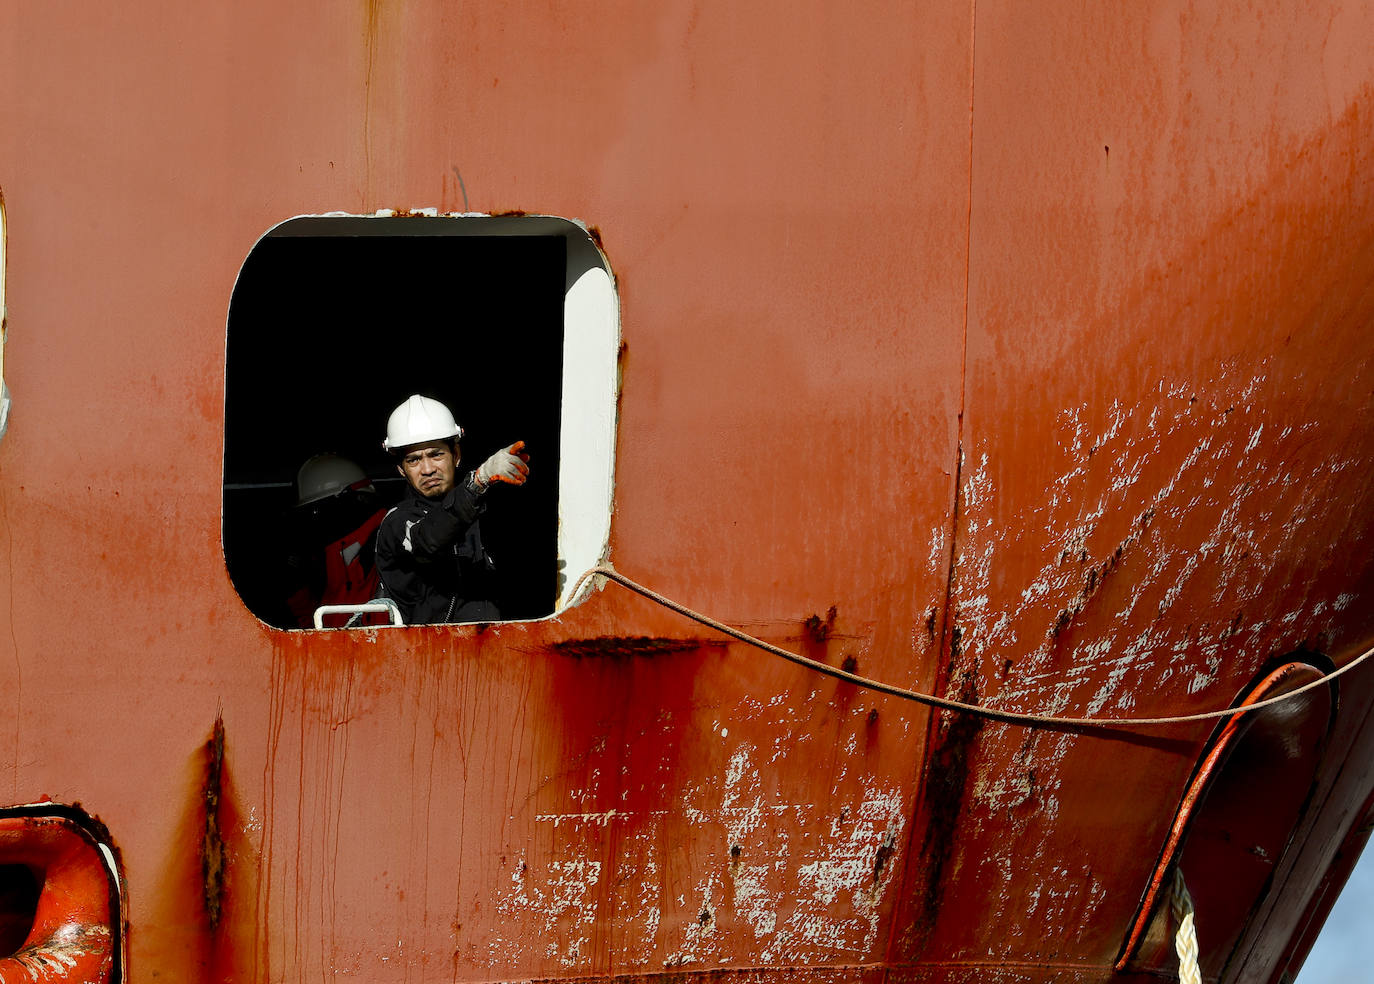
[383,394,464,452]
[296,453,373,506]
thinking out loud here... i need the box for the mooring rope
[569,564,1374,730]
[1171,868,1202,984]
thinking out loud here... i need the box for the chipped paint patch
[663,744,910,967]
[495,853,604,967]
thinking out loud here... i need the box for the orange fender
[0,816,116,984]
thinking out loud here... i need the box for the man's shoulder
[376,503,412,540]
[381,494,429,521]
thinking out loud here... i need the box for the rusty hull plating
[0,2,1373,983]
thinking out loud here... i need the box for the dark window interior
[0,864,38,956]
[224,228,565,628]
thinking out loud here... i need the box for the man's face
[397,441,458,499]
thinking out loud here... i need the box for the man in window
[375,394,531,624]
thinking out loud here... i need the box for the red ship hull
[0,3,1372,982]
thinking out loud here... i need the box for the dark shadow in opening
[0,864,39,956]
[224,226,565,627]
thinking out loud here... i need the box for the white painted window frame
[0,187,9,442]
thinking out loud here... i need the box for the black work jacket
[375,478,499,624]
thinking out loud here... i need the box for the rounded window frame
[222,211,619,628]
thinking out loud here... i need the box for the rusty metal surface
[886,4,1374,976]
[0,2,1369,983]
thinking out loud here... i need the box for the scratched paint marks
[663,741,907,967]
[471,645,916,975]
[954,726,1110,963]
[479,681,686,972]
[488,799,668,970]
[788,787,906,954]
[953,359,1366,724]
[901,343,1374,963]
[498,852,604,966]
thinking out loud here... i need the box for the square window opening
[222,214,617,630]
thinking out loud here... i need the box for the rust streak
[548,636,726,659]
[202,715,226,929]
[912,669,984,941]
[803,606,838,643]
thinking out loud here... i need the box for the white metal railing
[312,600,405,629]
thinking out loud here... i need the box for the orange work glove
[476,441,531,488]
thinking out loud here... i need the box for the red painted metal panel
[0,2,1368,982]
[890,0,1374,976]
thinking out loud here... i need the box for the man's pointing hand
[476,441,531,488]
